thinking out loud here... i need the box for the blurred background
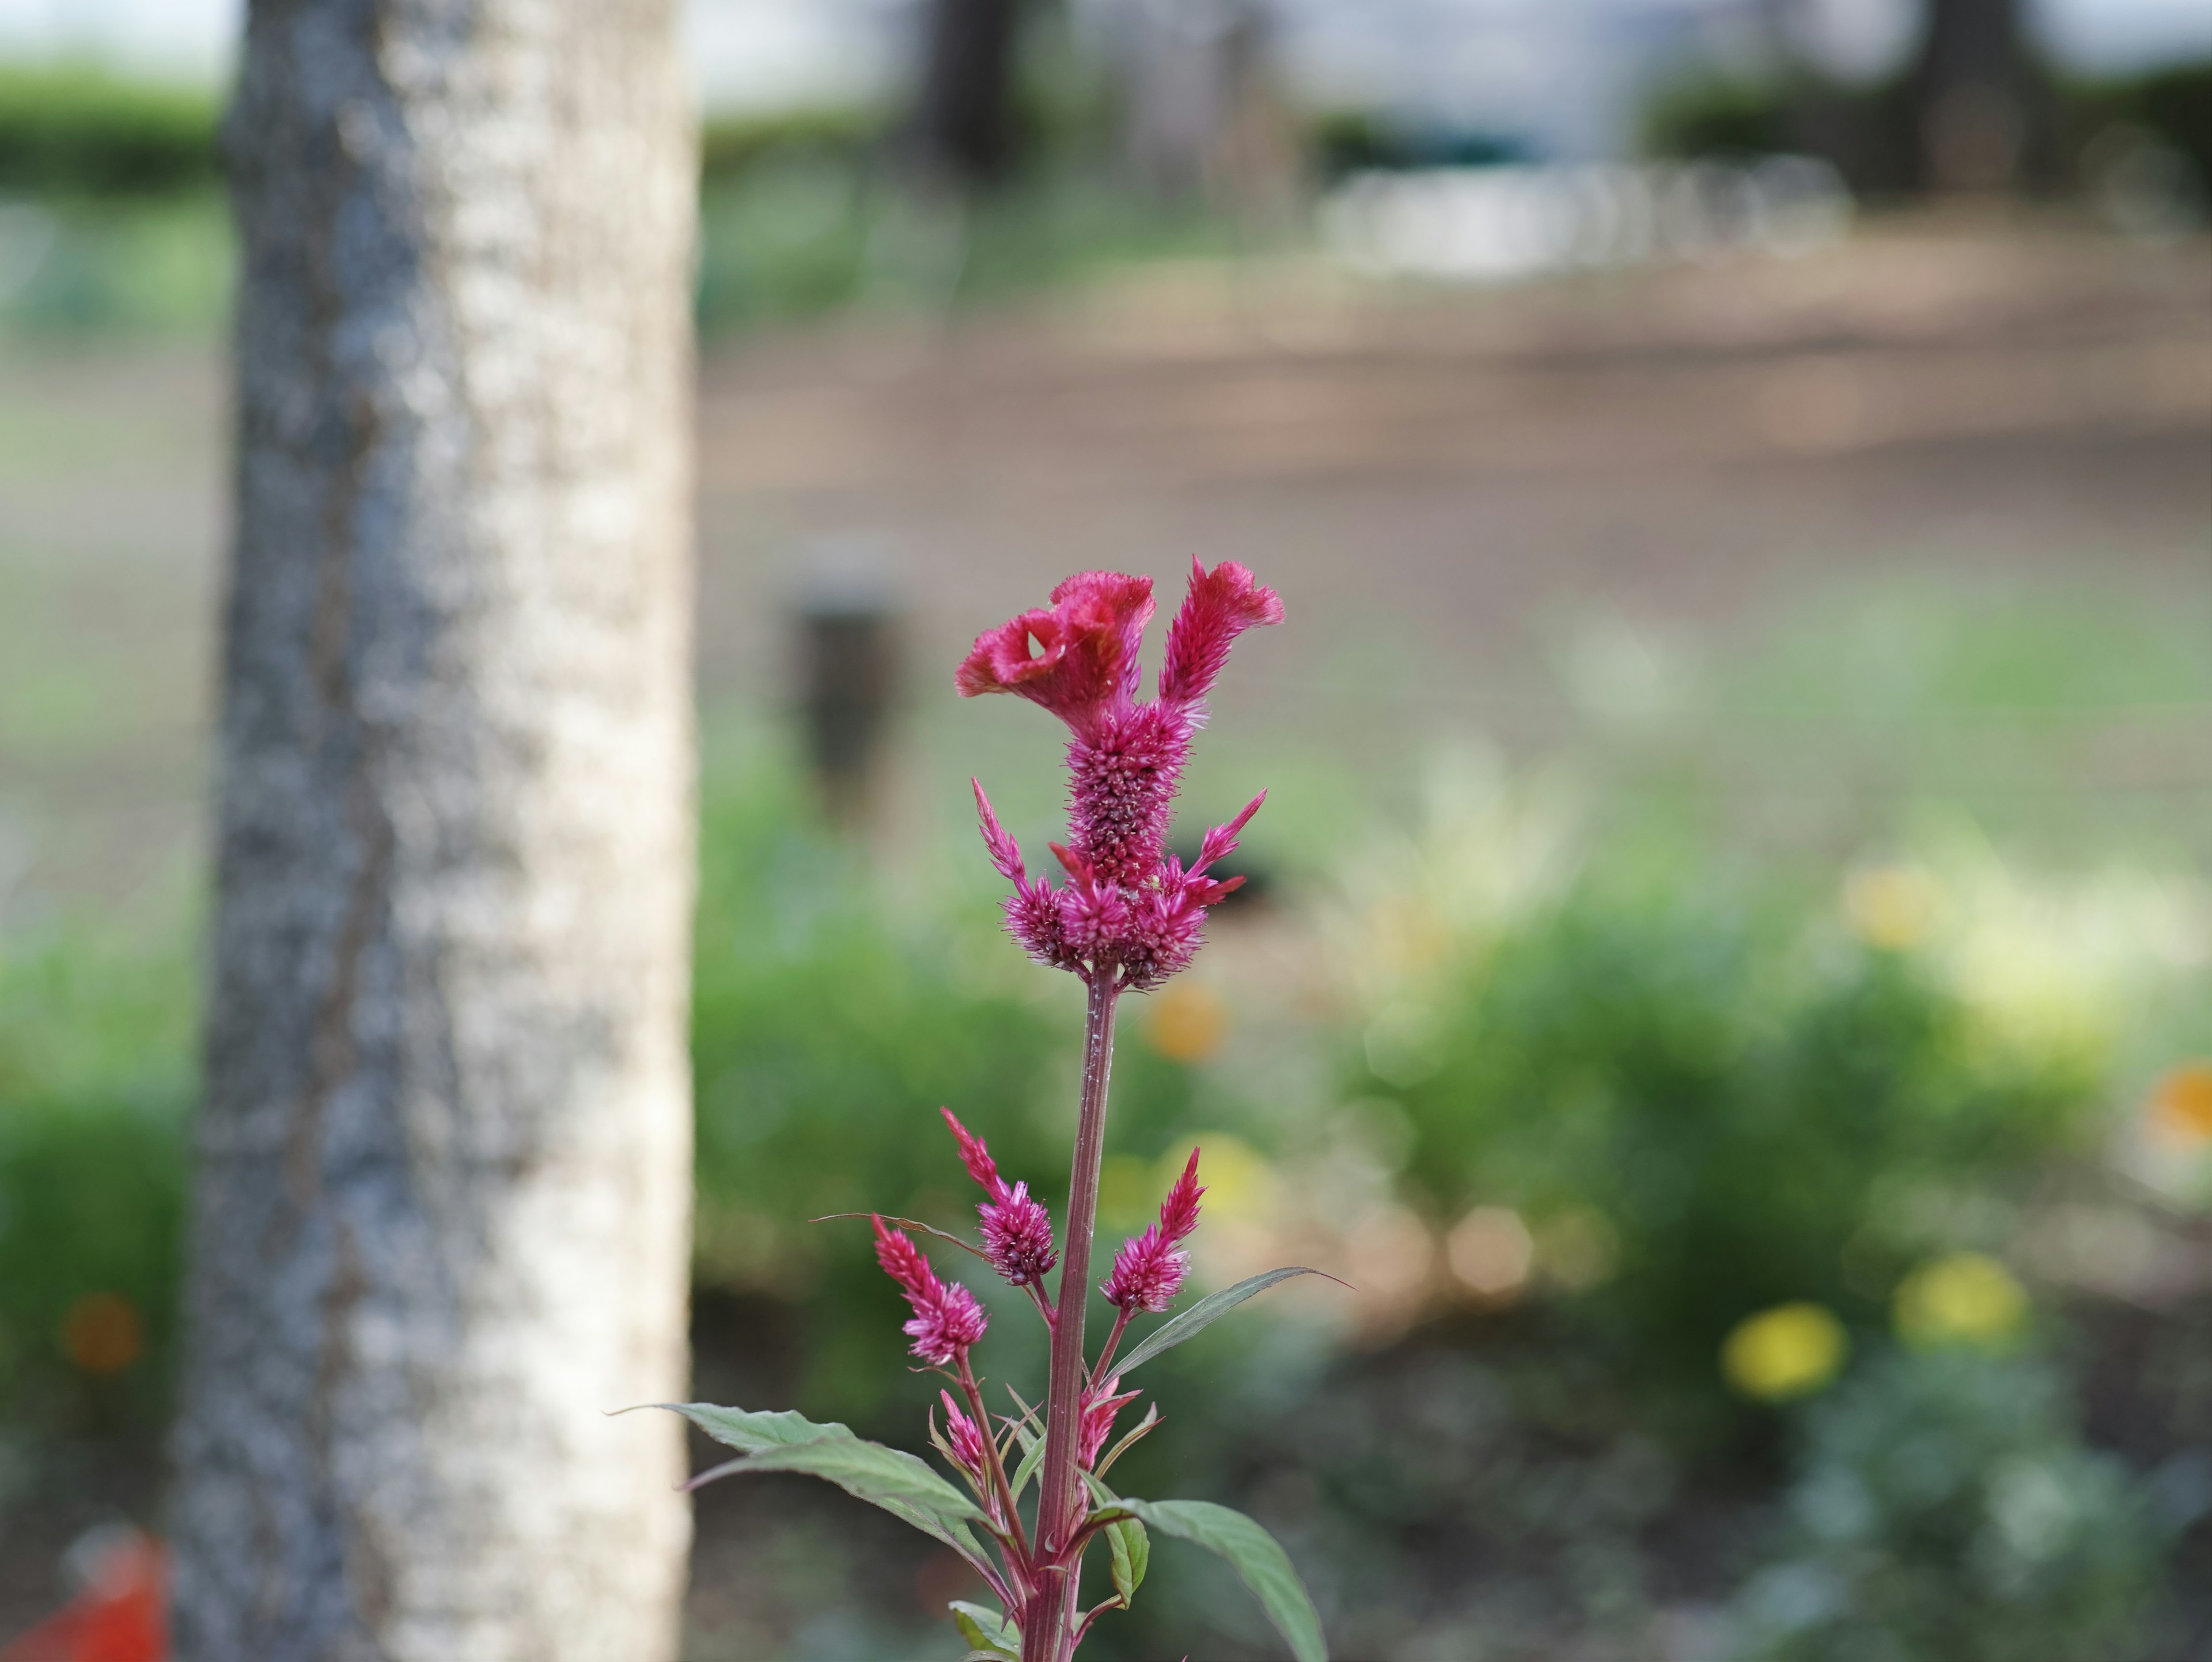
[1,0,2208,1658]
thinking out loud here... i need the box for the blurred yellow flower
[1843,863,1944,951]
[2146,1061,2212,1143]
[1894,1251,2029,1349]
[1169,1134,1274,1224]
[1146,980,1229,1063]
[1097,1155,1156,1230]
[1721,1302,1849,1402]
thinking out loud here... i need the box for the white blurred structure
[1321,155,1853,282]
[0,0,2205,124]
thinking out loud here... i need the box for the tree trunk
[916,0,1025,186]
[171,3,698,1659]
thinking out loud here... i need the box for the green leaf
[658,1402,993,1568]
[1096,1496,1327,1662]
[1115,1268,1334,1378]
[1096,1401,1158,1478]
[697,1434,984,1522]
[1108,1515,1149,1606]
[1009,1424,1048,1501]
[950,1599,1019,1657]
[658,1401,855,1454]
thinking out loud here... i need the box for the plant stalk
[1022,972,1119,1662]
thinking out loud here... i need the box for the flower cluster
[1103,1149,1207,1313]
[961,559,1283,991]
[944,1108,1059,1288]
[872,1214,988,1367]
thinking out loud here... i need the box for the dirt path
[1,214,2206,918]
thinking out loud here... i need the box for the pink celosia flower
[941,1108,1061,1288]
[961,560,1282,991]
[938,1389,990,1481]
[1078,1374,1142,1470]
[1102,1149,1206,1313]
[873,1214,988,1366]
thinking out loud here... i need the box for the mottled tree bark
[171,3,697,1659]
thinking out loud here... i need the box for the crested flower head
[961,560,1282,991]
[1103,1148,1205,1313]
[872,1214,988,1366]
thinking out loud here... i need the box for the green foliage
[2066,60,2212,179]
[1113,1266,1328,1378]
[665,1399,996,1576]
[0,66,219,198]
[689,742,1069,1416]
[1358,873,2098,1428]
[0,919,195,1433]
[1733,1347,2168,1662]
[1091,1490,1328,1662]
[1641,74,1802,161]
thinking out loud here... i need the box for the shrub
[1733,1347,2168,1662]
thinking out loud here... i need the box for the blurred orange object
[2147,1062,2212,1142]
[2,1531,166,1662]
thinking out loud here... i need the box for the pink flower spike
[956,571,1156,738]
[1100,1224,1191,1313]
[872,1214,940,1301]
[1158,1148,1206,1243]
[1198,790,1267,872]
[1079,1375,1143,1470]
[903,1279,988,1368]
[872,1214,987,1365]
[939,1389,988,1481]
[979,1180,1059,1288]
[941,1107,1009,1203]
[971,779,1027,883]
[1157,557,1283,708]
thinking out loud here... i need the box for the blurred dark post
[797,570,903,829]
[1908,0,2058,191]
[916,0,1027,185]
[169,1,698,1657]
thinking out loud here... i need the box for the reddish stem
[1021,973,1120,1662]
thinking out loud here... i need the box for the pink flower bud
[872,1214,987,1366]
[938,1390,988,1481]
[1101,1149,1205,1313]
[1079,1375,1142,1470]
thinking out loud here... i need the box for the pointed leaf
[1108,1515,1150,1606]
[658,1401,858,1454]
[1009,1426,1048,1501]
[951,1600,1019,1657]
[1115,1268,1335,1378]
[661,1403,993,1569]
[1096,1401,1160,1478]
[1097,1496,1327,1662]
[695,1434,984,1522]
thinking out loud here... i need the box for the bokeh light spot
[62,1291,143,1376]
[1146,980,1228,1063]
[2145,1061,2212,1143]
[1721,1302,1849,1402]
[1446,1206,1535,1305]
[1843,863,1944,951]
[1893,1251,2030,1350]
